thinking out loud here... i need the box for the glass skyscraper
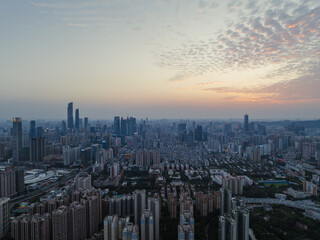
[67,102,74,129]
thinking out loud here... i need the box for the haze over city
[1,0,320,119]
[2,1,320,240]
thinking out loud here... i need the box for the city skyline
[1,0,320,119]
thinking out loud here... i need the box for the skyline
[1,0,320,119]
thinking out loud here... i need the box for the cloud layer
[156,0,320,103]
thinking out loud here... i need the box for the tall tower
[244,114,249,133]
[13,117,23,162]
[75,109,80,129]
[67,102,74,129]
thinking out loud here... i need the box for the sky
[1,0,320,120]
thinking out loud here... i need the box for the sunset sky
[1,0,320,120]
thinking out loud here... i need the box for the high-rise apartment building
[220,188,232,216]
[178,211,195,240]
[106,195,133,217]
[13,117,23,162]
[81,189,102,237]
[52,206,70,240]
[195,192,213,217]
[15,166,25,195]
[219,216,237,240]
[30,213,50,240]
[122,222,139,240]
[180,193,193,217]
[237,209,249,240]
[168,193,177,219]
[74,173,92,190]
[135,150,160,166]
[12,179,102,240]
[70,201,87,240]
[178,223,195,240]
[104,215,138,240]
[222,176,244,195]
[30,124,46,163]
[0,198,10,238]
[133,190,146,225]
[214,191,221,209]
[218,192,249,240]
[104,215,118,240]
[148,197,160,240]
[0,168,16,198]
[140,209,154,240]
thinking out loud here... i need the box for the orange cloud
[287,21,302,28]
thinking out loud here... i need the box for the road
[241,197,320,212]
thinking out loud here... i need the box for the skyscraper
[70,202,87,240]
[75,108,80,129]
[67,102,74,129]
[114,116,120,135]
[140,209,154,240]
[133,190,146,225]
[12,117,23,162]
[29,120,36,138]
[128,117,137,136]
[178,223,194,240]
[219,216,237,240]
[122,223,139,240]
[84,117,89,130]
[218,216,226,240]
[52,206,70,240]
[195,125,203,141]
[178,211,195,240]
[0,168,16,197]
[61,120,67,134]
[148,197,160,240]
[0,198,10,238]
[220,188,232,216]
[15,167,25,195]
[121,117,128,136]
[244,114,249,133]
[30,124,45,163]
